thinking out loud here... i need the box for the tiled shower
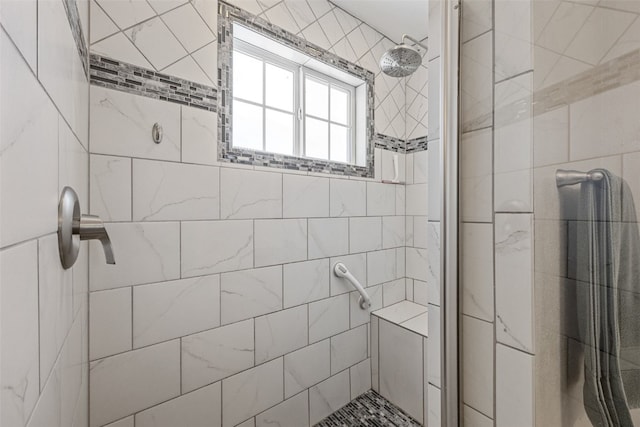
[3,0,639,426]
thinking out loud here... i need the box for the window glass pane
[233,100,263,151]
[266,64,294,112]
[330,87,349,125]
[305,117,329,159]
[305,78,328,119]
[330,124,349,163]
[233,51,263,104]
[265,109,294,156]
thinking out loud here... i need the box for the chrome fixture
[152,123,163,144]
[556,169,605,187]
[379,34,428,78]
[333,262,371,309]
[58,187,115,269]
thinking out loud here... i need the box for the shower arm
[402,34,428,52]
[556,169,605,187]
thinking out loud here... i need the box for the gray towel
[576,169,640,426]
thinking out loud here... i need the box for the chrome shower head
[379,34,428,78]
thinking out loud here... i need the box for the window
[218,2,374,177]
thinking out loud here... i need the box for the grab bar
[556,169,605,187]
[333,262,371,310]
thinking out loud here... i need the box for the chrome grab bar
[333,262,371,310]
[556,169,605,188]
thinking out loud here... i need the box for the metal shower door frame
[440,0,461,425]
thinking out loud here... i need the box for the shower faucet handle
[58,187,116,269]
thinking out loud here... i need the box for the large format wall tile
[308,218,349,258]
[284,340,331,399]
[254,219,307,267]
[283,175,329,218]
[221,266,283,324]
[309,294,350,343]
[496,344,533,427]
[462,315,494,418]
[309,370,351,425]
[330,179,366,217]
[90,288,132,360]
[255,305,308,363]
[460,129,493,222]
[283,258,330,307]
[461,223,494,322]
[0,0,37,72]
[350,217,382,253]
[220,168,282,219]
[256,390,309,427]
[330,325,368,375]
[90,155,132,222]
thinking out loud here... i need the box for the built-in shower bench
[370,300,429,425]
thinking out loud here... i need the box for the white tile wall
[221,266,282,324]
[309,370,351,425]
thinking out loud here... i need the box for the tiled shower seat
[371,301,429,425]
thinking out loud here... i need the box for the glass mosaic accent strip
[375,134,406,153]
[314,390,423,427]
[217,1,376,178]
[63,0,88,75]
[405,136,429,153]
[89,54,217,111]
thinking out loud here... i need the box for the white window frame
[232,39,357,164]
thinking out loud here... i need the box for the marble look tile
[406,184,428,216]
[91,86,180,160]
[104,416,134,427]
[222,358,284,427]
[181,319,254,393]
[95,0,155,30]
[1,241,39,427]
[496,344,533,427]
[461,31,493,132]
[495,214,534,353]
[182,106,218,166]
[402,312,429,337]
[367,249,398,286]
[38,0,88,144]
[428,384,441,427]
[191,0,217,32]
[382,216,405,249]
[136,382,221,427]
[395,185,406,216]
[495,0,532,81]
[90,340,181,427]
[379,319,424,424]
[427,305,441,387]
[90,288,132,361]
[162,3,214,52]
[464,405,493,427]
[462,316,493,418]
[256,390,308,427]
[537,2,593,54]
[350,359,371,399]
[330,253,367,296]
[255,306,308,363]
[406,247,428,282]
[329,179,366,217]
[461,223,494,322]
[58,112,88,209]
[283,258,330,308]
[284,340,331,399]
[133,160,219,221]
[181,220,253,277]
[427,58,440,140]
[309,294,350,343]
[533,105,569,167]
[349,217,382,254]
[461,0,492,42]
[412,150,428,184]
[220,168,282,219]
[236,418,255,427]
[254,219,307,267]
[366,182,396,216]
[164,49,213,87]
[221,266,282,325]
[308,218,349,259]
[90,222,180,290]
[126,17,187,70]
[283,175,329,218]
[350,285,382,328]
[427,140,441,220]
[373,301,428,325]
[330,325,368,375]
[133,275,220,348]
[370,315,379,392]
[38,235,74,383]
[0,0,37,72]
[602,14,640,62]
[413,279,429,307]
[91,32,153,69]
[90,0,118,43]
[90,155,131,221]
[1,30,58,248]
[309,370,351,426]
[383,279,406,307]
[460,129,493,222]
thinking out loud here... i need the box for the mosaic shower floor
[314,390,423,427]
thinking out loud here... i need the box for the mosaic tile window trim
[314,389,422,427]
[89,54,217,111]
[62,0,88,76]
[217,1,376,178]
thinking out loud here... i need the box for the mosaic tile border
[405,136,429,153]
[89,54,217,111]
[314,389,422,427]
[375,134,406,153]
[62,0,88,76]
[217,1,376,178]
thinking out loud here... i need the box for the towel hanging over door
[575,169,640,426]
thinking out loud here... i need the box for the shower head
[380,34,428,78]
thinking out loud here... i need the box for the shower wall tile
[350,358,372,399]
[367,182,396,216]
[309,370,351,425]
[462,315,494,418]
[283,259,330,307]
[255,305,308,363]
[104,416,134,427]
[133,275,220,348]
[495,0,532,81]
[330,325,368,375]
[256,391,309,427]
[222,358,284,427]
[461,0,492,43]
[181,220,254,277]
[427,140,441,220]
[308,218,349,259]
[533,105,569,167]
[382,216,406,249]
[461,223,494,322]
[461,31,493,132]
[181,319,254,393]
[89,288,132,361]
[89,340,181,427]
[90,155,132,222]
[220,168,283,219]
[427,305,441,387]
[464,405,494,427]
[460,129,493,222]
[406,184,428,216]
[350,217,383,253]
[406,247,428,282]
[428,384,441,427]
[330,179,367,217]
[284,175,330,218]
[366,249,398,286]
[220,266,283,325]
[90,86,181,161]
[0,0,37,72]
[90,222,181,291]
[135,382,222,427]
[182,106,218,166]
[132,160,220,221]
[309,294,350,343]
[254,219,308,267]
[495,214,534,354]
[496,344,533,427]
[284,339,331,399]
